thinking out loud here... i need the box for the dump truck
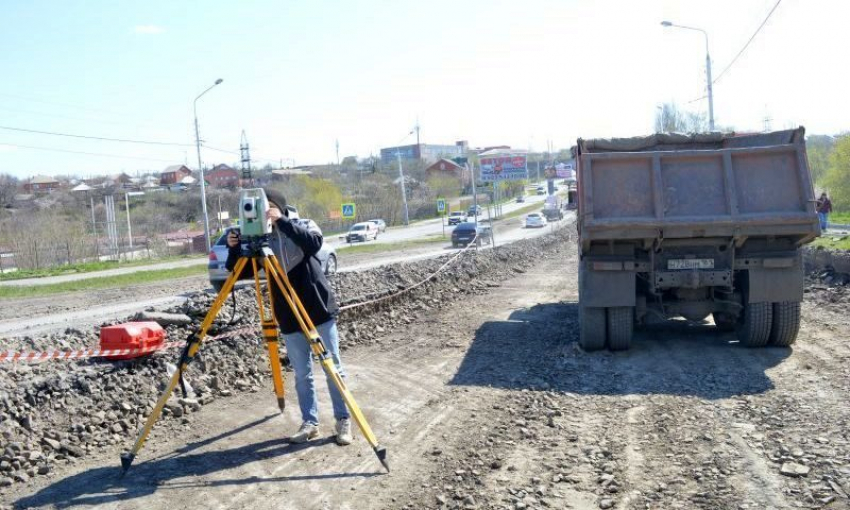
[575,128,819,351]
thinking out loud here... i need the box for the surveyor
[225,189,352,445]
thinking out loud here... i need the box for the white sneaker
[335,418,353,446]
[289,422,319,443]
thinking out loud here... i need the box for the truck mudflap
[746,265,804,303]
[579,260,636,308]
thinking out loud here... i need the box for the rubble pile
[0,228,572,489]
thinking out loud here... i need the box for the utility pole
[240,130,252,186]
[467,163,478,227]
[193,78,224,252]
[336,139,340,168]
[661,21,715,131]
[414,118,420,146]
[396,150,410,226]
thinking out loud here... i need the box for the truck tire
[579,307,606,351]
[606,307,633,351]
[713,312,737,332]
[769,302,801,347]
[737,302,772,347]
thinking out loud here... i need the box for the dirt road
[7,231,850,509]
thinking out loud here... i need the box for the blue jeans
[819,212,828,230]
[282,319,349,425]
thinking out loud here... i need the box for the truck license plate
[668,258,714,270]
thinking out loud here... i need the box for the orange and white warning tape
[0,325,258,364]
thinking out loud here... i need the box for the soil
[3,229,850,509]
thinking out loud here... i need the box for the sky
[0,0,848,180]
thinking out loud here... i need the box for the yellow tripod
[120,239,388,474]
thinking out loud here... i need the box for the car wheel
[324,254,338,276]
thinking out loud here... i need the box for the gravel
[0,229,570,490]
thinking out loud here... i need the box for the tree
[821,135,850,211]
[807,135,836,185]
[654,102,708,133]
[0,173,19,207]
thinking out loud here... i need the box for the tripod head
[240,234,275,258]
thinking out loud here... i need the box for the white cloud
[133,25,164,35]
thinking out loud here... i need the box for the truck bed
[575,128,819,245]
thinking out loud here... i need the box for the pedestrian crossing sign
[437,199,446,214]
[342,203,356,219]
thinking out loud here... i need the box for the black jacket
[226,218,338,334]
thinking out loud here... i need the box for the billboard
[480,154,528,182]
[556,160,576,180]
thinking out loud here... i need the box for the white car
[346,222,379,242]
[525,212,548,228]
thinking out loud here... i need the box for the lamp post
[194,78,223,251]
[661,21,715,131]
[396,149,410,226]
[125,191,145,254]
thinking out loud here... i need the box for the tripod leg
[264,255,389,472]
[120,257,249,475]
[256,258,286,412]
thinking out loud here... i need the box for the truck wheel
[606,307,633,351]
[769,302,801,347]
[737,302,772,347]
[579,307,606,351]
[712,312,737,332]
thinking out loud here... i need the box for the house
[271,167,313,181]
[425,158,471,188]
[206,164,239,188]
[160,165,192,186]
[23,175,60,193]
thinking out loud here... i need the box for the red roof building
[207,164,239,188]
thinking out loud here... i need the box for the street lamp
[396,149,410,226]
[194,78,224,251]
[661,21,715,131]
[125,191,145,254]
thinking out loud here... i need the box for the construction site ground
[4,230,850,510]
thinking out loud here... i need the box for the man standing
[817,192,832,231]
[225,189,353,446]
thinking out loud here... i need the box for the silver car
[208,224,338,292]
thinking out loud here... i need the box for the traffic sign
[341,203,356,219]
[437,199,446,214]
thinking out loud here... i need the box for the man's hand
[267,207,283,223]
[226,230,241,248]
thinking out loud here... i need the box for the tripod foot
[374,446,389,473]
[119,452,135,477]
[277,397,286,412]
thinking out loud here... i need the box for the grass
[810,235,850,251]
[0,265,208,300]
[337,235,447,255]
[501,202,545,220]
[0,254,203,282]
[827,212,850,225]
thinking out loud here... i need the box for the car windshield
[528,214,541,218]
[456,223,476,230]
[450,212,463,216]
[352,225,366,231]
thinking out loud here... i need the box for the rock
[42,438,61,451]
[0,477,11,487]
[37,465,50,475]
[780,462,810,478]
[134,311,193,326]
[436,494,447,506]
[463,495,475,505]
[61,442,85,458]
[599,498,614,509]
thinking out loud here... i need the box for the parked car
[467,205,482,217]
[368,219,387,233]
[346,222,379,243]
[447,211,468,225]
[208,225,337,291]
[525,212,547,228]
[452,222,491,247]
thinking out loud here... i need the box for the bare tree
[0,173,19,207]
[654,103,708,133]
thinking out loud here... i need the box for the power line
[0,141,177,163]
[713,0,782,84]
[0,124,193,147]
[685,0,783,104]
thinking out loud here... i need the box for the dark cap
[264,188,287,211]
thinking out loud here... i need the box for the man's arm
[275,218,323,257]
